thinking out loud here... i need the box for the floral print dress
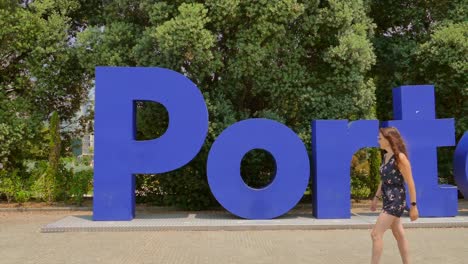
[380,154,406,217]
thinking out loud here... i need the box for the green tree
[369,0,467,184]
[0,1,94,202]
[415,22,467,140]
[415,21,468,185]
[77,0,377,209]
[44,111,61,202]
[368,148,381,195]
[0,0,92,169]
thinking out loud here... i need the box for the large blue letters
[454,132,468,198]
[93,67,466,221]
[382,85,457,216]
[312,120,379,218]
[93,67,208,220]
[207,118,310,219]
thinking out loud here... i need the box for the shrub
[14,190,31,204]
[31,159,74,202]
[136,166,217,210]
[0,170,18,203]
[69,169,93,205]
[351,173,371,202]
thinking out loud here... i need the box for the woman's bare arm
[397,152,416,205]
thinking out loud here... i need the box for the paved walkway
[1,210,468,264]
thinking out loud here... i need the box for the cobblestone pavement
[1,211,468,264]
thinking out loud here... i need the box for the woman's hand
[410,206,419,221]
[370,196,378,212]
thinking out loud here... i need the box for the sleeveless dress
[380,154,406,217]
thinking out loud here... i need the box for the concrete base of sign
[41,211,468,233]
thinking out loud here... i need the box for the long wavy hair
[379,127,409,166]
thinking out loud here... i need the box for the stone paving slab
[41,211,468,233]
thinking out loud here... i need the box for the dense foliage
[1,0,465,207]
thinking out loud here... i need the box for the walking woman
[370,127,419,264]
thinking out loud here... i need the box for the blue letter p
[93,67,208,220]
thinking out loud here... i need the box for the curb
[41,222,468,233]
[0,207,92,212]
[40,213,468,233]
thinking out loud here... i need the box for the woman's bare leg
[371,212,396,264]
[391,217,410,264]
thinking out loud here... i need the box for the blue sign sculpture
[207,118,309,219]
[312,120,379,218]
[93,67,467,221]
[382,86,457,217]
[93,67,208,220]
[454,132,468,198]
